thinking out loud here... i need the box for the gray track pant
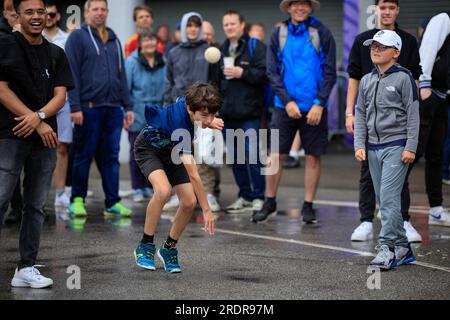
[368,146,409,249]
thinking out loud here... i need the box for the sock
[429,206,443,215]
[56,189,65,197]
[266,197,277,207]
[163,236,178,249]
[303,201,313,209]
[141,233,154,244]
[289,150,300,160]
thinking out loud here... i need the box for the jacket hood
[371,63,407,76]
[81,22,118,41]
[180,12,204,44]
[132,49,165,70]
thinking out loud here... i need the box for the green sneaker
[68,197,87,217]
[104,203,132,217]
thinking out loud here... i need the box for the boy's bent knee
[154,187,172,203]
[179,198,196,212]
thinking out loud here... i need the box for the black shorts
[271,107,328,156]
[134,132,191,186]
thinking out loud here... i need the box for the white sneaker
[54,192,70,208]
[404,221,422,243]
[133,189,145,203]
[226,197,252,212]
[11,266,53,289]
[252,199,264,211]
[351,222,374,241]
[429,207,450,227]
[119,189,133,198]
[163,195,179,211]
[442,179,450,185]
[298,149,305,158]
[207,194,221,212]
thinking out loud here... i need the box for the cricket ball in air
[204,47,221,64]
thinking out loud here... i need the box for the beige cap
[280,0,321,14]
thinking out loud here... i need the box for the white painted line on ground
[214,228,450,273]
[314,200,430,214]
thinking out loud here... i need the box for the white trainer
[133,189,145,203]
[207,194,221,212]
[429,207,450,227]
[404,221,422,243]
[351,222,374,241]
[226,197,252,212]
[163,195,179,211]
[54,192,70,208]
[11,266,53,289]
[252,199,264,211]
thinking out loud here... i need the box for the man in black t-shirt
[0,0,73,289]
[345,0,423,243]
[1,0,23,226]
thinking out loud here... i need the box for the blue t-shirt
[143,97,195,153]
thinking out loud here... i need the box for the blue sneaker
[157,246,181,273]
[143,188,154,199]
[395,243,416,266]
[134,242,156,271]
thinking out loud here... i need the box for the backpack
[248,37,258,60]
[277,23,321,77]
[278,23,320,54]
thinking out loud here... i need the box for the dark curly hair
[185,82,223,114]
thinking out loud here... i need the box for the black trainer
[4,210,22,225]
[283,156,301,169]
[252,201,277,223]
[302,206,317,224]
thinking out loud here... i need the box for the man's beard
[45,22,57,29]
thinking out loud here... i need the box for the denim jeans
[224,119,265,201]
[0,139,56,269]
[71,107,123,208]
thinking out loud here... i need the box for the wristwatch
[37,110,46,120]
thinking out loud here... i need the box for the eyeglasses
[48,12,57,18]
[18,9,47,17]
[370,43,396,52]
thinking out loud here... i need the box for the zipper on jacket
[104,45,112,102]
[373,74,381,143]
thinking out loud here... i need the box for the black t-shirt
[347,26,422,80]
[0,36,74,144]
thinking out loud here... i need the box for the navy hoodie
[65,23,132,112]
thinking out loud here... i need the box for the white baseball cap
[363,30,402,51]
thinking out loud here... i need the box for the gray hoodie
[354,63,419,153]
[164,12,210,104]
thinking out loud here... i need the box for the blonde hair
[3,0,14,11]
[85,0,108,10]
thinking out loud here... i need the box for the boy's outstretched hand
[355,149,366,162]
[203,208,216,236]
[209,117,224,130]
[402,150,415,164]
